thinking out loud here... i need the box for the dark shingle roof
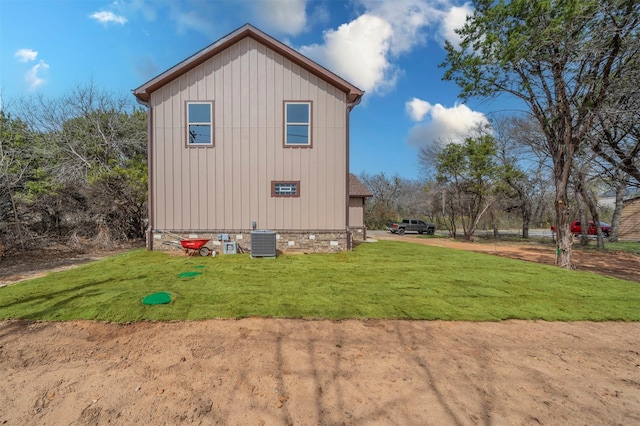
[349,173,372,197]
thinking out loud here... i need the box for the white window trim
[284,101,312,147]
[186,101,214,146]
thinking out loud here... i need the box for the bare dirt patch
[1,236,639,424]
[1,319,639,425]
[0,245,140,287]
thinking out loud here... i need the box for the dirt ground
[1,234,639,425]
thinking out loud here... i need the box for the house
[348,173,373,242]
[619,195,640,241]
[133,24,364,253]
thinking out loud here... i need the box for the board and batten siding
[619,197,640,241]
[349,198,365,228]
[150,38,348,232]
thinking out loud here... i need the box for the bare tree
[7,83,148,246]
[359,173,435,230]
[358,173,402,229]
[0,112,30,249]
[16,83,147,184]
[572,159,607,249]
[442,0,639,268]
[492,115,553,238]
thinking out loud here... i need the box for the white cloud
[357,0,436,56]
[297,0,473,94]
[26,60,50,90]
[15,48,38,62]
[406,98,432,121]
[309,2,330,26]
[253,0,307,36]
[15,49,48,90]
[175,9,214,36]
[300,14,395,93]
[90,11,128,25]
[438,2,473,47]
[406,100,489,148]
[124,0,157,21]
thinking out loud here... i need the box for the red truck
[551,221,611,237]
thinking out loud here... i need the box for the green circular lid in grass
[142,292,172,305]
[178,271,202,278]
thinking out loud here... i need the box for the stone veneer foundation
[150,230,350,254]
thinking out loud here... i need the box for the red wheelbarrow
[180,238,212,256]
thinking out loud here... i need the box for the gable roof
[349,173,372,198]
[133,23,364,104]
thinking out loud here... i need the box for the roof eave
[133,24,364,104]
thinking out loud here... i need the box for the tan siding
[153,100,166,228]
[220,49,231,228]
[157,85,168,229]
[349,198,365,227]
[150,37,349,232]
[241,127,251,228]
[176,75,188,229]
[212,55,222,228]
[239,40,250,228]
[281,146,293,227]
[256,43,267,228]
[266,126,277,228]
[620,198,640,241]
[170,81,182,228]
[292,148,302,229]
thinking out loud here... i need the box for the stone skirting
[149,229,350,254]
[350,227,367,243]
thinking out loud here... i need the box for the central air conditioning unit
[251,230,277,258]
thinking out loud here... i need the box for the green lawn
[584,240,640,255]
[1,240,638,322]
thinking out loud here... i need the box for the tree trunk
[583,195,605,250]
[2,170,26,250]
[521,200,531,239]
[577,196,589,246]
[576,170,606,250]
[554,187,573,269]
[609,179,627,242]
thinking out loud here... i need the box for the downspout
[136,96,154,251]
[345,93,363,250]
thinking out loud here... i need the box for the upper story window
[187,101,213,146]
[284,101,311,147]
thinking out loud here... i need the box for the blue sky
[1,0,515,179]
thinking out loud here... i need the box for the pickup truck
[551,221,612,237]
[387,219,436,235]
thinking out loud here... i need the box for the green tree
[11,83,148,246]
[436,134,501,240]
[0,111,54,250]
[441,0,639,268]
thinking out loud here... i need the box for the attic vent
[251,230,277,258]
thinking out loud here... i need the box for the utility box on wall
[223,241,237,254]
[251,230,277,258]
